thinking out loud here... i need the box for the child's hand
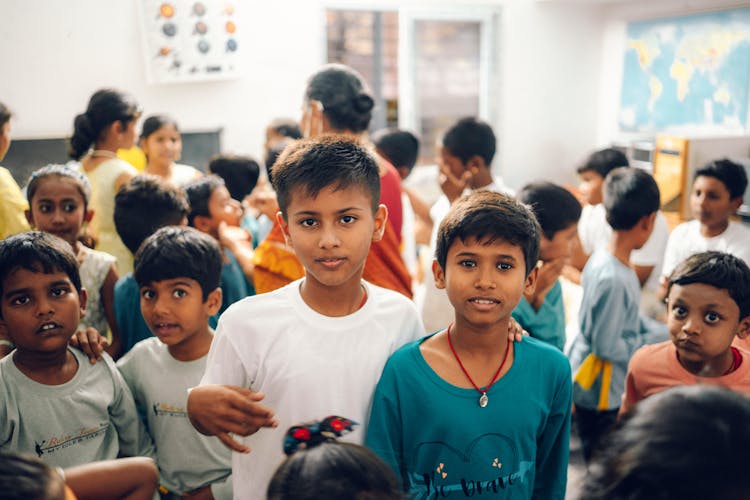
[187,385,278,453]
[69,326,108,364]
[247,180,279,221]
[526,256,566,311]
[217,222,253,252]
[438,163,472,204]
[508,318,528,343]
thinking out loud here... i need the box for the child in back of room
[513,181,582,351]
[140,115,202,187]
[69,88,141,274]
[0,232,153,467]
[118,226,232,499]
[24,165,121,357]
[621,251,750,415]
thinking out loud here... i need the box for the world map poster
[619,8,750,133]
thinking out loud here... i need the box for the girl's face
[141,123,182,170]
[0,120,11,162]
[26,176,92,248]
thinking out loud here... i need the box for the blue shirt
[512,280,565,351]
[114,274,152,355]
[366,335,572,499]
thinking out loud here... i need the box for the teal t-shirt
[366,335,572,499]
[512,279,565,351]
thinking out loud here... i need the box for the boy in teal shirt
[366,191,572,498]
[513,182,582,351]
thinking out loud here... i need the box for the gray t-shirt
[0,348,154,467]
[117,337,232,498]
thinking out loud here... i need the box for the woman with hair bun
[254,64,413,298]
[69,89,141,274]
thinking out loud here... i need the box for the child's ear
[204,287,223,316]
[432,260,446,289]
[371,204,388,242]
[467,155,485,175]
[640,212,657,232]
[730,196,744,213]
[737,315,750,340]
[276,211,292,247]
[78,287,88,317]
[24,209,34,227]
[193,215,212,234]
[524,265,539,297]
[83,208,94,223]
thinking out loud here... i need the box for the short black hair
[271,136,380,217]
[372,128,420,171]
[517,182,582,241]
[603,167,660,230]
[435,191,541,275]
[0,451,64,500]
[582,385,750,500]
[134,226,223,301]
[208,155,261,201]
[0,101,11,129]
[442,117,496,166]
[577,147,629,177]
[184,175,227,227]
[667,251,750,319]
[265,141,293,185]
[114,174,190,254]
[0,232,82,301]
[305,64,374,133]
[268,118,302,140]
[26,164,92,211]
[694,158,748,200]
[267,442,402,500]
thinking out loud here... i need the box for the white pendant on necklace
[479,393,488,408]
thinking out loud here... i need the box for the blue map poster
[619,8,750,133]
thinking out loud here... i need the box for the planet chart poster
[139,0,241,83]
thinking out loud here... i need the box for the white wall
[0,0,605,188]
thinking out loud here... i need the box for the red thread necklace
[446,323,510,408]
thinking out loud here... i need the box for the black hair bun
[353,93,374,113]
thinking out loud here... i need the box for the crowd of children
[0,60,749,499]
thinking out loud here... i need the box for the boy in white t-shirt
[573,148,669,294]
[186,136,425,500]
[660,159,750,298]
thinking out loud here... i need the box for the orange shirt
[621,341,750,416]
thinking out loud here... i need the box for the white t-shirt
[662,219,750,277]
[199,279,424,500]
[578,204,670,292]
[419,177,512,332]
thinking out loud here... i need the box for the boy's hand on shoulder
[187,384,278,454]
[508,317,528,343]
[69,326,108,364]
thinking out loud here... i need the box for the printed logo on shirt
[152,402,187,418]
[408,433,534,498]
[34,422,109,457]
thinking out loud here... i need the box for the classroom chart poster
[619,7,750,134]
[139,0,242,83]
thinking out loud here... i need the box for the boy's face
[0,267,85,354]
[667,282,750,373]
[140,277,221,347]
[278,184,386,291]
[438,146,468,181]
[200,185,243,237]
[433,236,537,330]
[690,175,742,230]
[539,223,578,262]
[578,170,604,205]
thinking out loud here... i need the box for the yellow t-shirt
[0,166,30,239]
